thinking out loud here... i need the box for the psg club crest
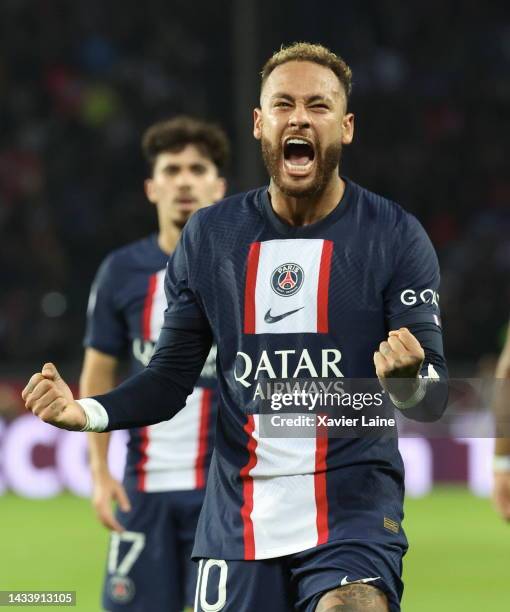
[271,263,304,297]
[108,575,135,604]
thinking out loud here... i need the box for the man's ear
[144,178,157,205]
[341,113,355,146]
[253,107,262,140]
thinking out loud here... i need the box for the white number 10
[195,559,228,612]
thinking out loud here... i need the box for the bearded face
[261,134,342,198]
[254,60,354,200]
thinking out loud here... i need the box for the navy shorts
[102,488,204,612]
[194,539,406,612]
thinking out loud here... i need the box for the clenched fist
[22,363,87,430]
[374,328,425,402]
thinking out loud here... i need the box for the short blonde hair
[261,42,352,100]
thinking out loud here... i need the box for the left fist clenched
[374,328,425,401]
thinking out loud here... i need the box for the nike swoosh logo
[264,307,304,324]
[340,576,381,587]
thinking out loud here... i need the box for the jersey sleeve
[384,214,448,421]
[83,254,126,356]
[163,212,210,331]
[384,213,442,330]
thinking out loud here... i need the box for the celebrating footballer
[23,43,448,612]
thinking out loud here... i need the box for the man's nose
[288,104,311,129]
[175,171,193,187]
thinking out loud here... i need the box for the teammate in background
[492,322,510,521]
[23,43,448,612]
[80,116,229,611]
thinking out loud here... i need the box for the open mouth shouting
[283,137,316,177]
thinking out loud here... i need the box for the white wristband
[77,398,109,432]
[493,455,510,473]
[390,379,428,411]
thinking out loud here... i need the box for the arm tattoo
[315,584,389,612]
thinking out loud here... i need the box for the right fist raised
[22,363,87,431]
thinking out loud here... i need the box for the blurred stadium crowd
[1,0,509,370]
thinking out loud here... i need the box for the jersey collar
[258,176,356,237]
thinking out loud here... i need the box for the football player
[81,116,228,611]
[24,44,448,612]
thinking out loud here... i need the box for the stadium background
[1,1,509,610]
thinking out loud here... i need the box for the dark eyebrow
[162,162,207,171]
[271,93,294,101]
[307,95,332,104]
[271,93,333,105]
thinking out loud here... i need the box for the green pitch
[0,488,508,611]
[0,494,108,611]
[403,488,510,611]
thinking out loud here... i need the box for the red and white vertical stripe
[239,415,329,559]
[244,239,333,334]
[136,387,213,492]
[136,269,212,492]
[194,388,213,489]
[137,270,164,490]
[141,269,167,343]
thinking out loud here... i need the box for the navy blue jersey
[97,179,447,560]
[85,234,216,492]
